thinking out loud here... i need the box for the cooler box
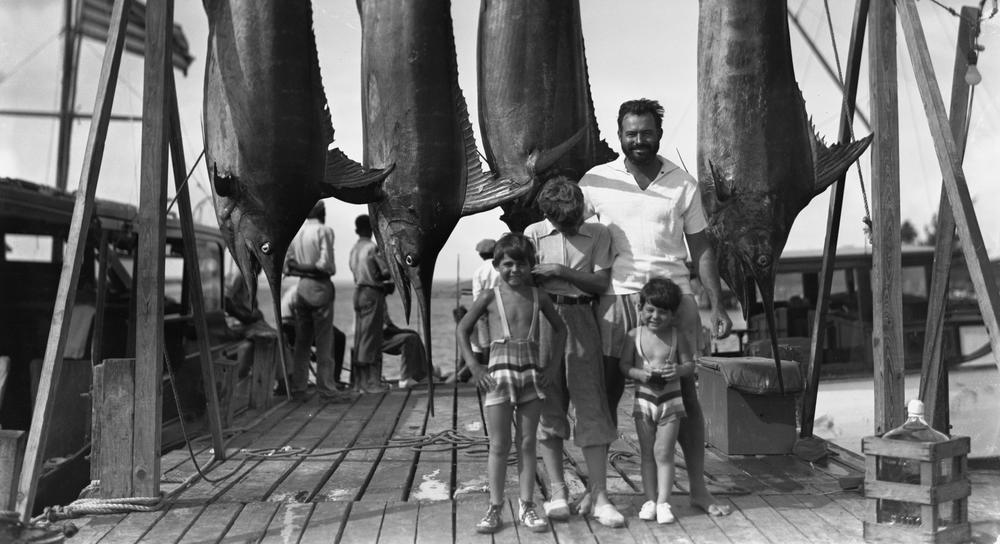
[697,356,803,455]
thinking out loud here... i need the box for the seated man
[384,315,429,389]
[224,267,277,379]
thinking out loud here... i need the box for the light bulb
[966,63,982,86]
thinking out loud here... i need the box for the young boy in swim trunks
[456,233,566,535]
[618,278,694,524]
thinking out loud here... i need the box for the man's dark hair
[355,214,372,235]
[617,98,664,131]
[537,176,584,228]
[307,201,326,220]
[492,232,537,268]
[639,277,682,312]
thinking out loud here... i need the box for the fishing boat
[722,244,1000,458]
[0,177,248,511]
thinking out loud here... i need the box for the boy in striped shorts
[619,278,693,524]
[456,233,566,535]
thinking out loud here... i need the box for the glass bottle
[878,399,952,526]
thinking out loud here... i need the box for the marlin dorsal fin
[463,175,533,216]
[812,132,874,194]
[318,148,393,204]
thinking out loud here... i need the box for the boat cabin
[741,245,989,376]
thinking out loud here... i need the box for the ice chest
[697,356,803,455]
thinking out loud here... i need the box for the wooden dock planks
[408,384,456,503]
[315,391,409,502]
[415,499,453,543]
[218,501,279,543]
[337,500,384,542]
[258,502,314,543]
[363,391,425,502]
[90,510,163,544]
[298,501,350,543]
[376,500,419,543]
[163,502,240,544]
[135,504,204,543]
[59,385,950,544]
[68,513,125,544]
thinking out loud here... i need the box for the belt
[550,294,596,305]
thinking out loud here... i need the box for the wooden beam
[897,0,1000,376]
[91,230,110,367]
[919,6,978,433]
[55,0,78,192]
[869,0,906,434]
[0,109,143,122]
[166,68,226,460]
[14,0,134,520]
[133,0,173,498]
[800,0,870,438]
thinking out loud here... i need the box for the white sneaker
[656,503,675,524]
[542,498,570,521]
[638,500,656,521]
[592,503,625,528]
[398,378,419,389]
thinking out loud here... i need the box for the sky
[2,0,999,280]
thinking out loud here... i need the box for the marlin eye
[260,242,272,255]
[756,255,770,268]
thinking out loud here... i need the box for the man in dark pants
[348,214,391,393]
[285,201,346,401]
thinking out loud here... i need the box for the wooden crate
[862,435,971,543]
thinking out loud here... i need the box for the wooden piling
[96,359,136,498]
[133,0,173,497]
[0,431,26,510]
[868,0,906,434]
[250,333,278,409]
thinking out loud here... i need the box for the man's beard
[626,143,658,164]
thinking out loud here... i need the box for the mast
[55,0,82,192]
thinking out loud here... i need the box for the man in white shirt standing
[578,98,733,517]
[285,201,343,401]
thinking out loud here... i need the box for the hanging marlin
[697,0,873,391]
[477,0,617,232]
[358,0,532,410]
[203,0,391,315]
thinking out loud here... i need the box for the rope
[822,0,872,241]
[0,30,64,86]
[235,428,492,460]
[0,510,78,541]
[928,0,961,18]
[162,352,255,485]
[165,149,206,215]
[33,496,164,523]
